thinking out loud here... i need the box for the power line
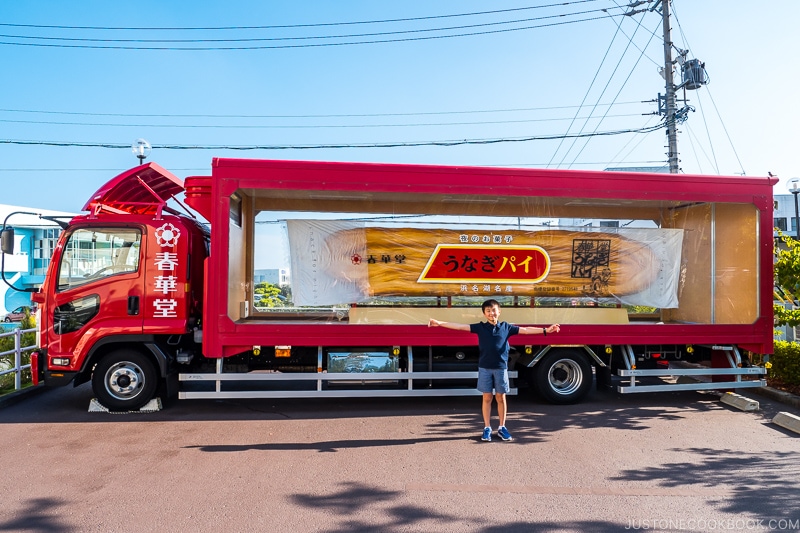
[671,2,744,176]
[0,168,207,172]
[0,13,623,50]
[0,101,646,119]
[564,15,662,168]
[704,88,745,176]
[1,7,621,45]
[547,6,626,167]
[555,9,651,168]
[610,0,662,68]
[0,160,666,172]
[606,115,660,167]
[691,89,719,175]
[0,1,604,31]
[0,122,666,151]
[0,113,645,130]
[683,123,707,175]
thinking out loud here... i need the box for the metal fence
[0,326,37,392]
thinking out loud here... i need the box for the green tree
[774,232,800,327]
[253,282,285,308]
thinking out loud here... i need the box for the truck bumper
[32,349,78,387]
[43,369,79,387]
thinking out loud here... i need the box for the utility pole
[659,0,680,173]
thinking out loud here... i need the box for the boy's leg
[477,368,494,429]
[495,369,510,430]
[482,393,493,428]
[496,393,507,428]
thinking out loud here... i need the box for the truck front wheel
[92,350,158,411]
[534,350,593,404]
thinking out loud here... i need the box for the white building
[253,268,289,287]
[774,193,800,237]
[0,204,77,318]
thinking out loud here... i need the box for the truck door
[141,220,192,334]
[46,226,146,358]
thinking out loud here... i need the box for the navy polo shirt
[470,321,520,369]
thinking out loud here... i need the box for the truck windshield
[57,228,142,291]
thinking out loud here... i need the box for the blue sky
[1,1,797,213]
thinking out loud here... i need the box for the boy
[429,299,560,442]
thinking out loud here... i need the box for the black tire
[534,349,593,404]
[4,317,11,323]
[92,350,158,411]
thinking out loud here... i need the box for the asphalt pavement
[1,380,799,532]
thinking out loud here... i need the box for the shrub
[771,341,800,386]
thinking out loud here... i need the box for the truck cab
[30,164,208,410]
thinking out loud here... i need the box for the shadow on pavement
[0,497,70,533]
[288,481,629,532]
[609,447,800,520]
[185,435,467,453]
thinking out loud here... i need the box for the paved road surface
[1,383,799,532]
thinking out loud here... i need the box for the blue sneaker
[497,426,512,441]
[481,427,492,441]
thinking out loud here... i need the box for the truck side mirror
[1,228,14,255]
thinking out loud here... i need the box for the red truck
[2,159,772,410]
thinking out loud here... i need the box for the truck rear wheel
[92,350,158,411]
[534,350,592,404]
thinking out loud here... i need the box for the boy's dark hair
[482,299,501,311]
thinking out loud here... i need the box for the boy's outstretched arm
[518,324,561,335]
[428,318,470,331]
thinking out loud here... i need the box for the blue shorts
[477,367,510,394]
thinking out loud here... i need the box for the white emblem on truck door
[152,223,181,318]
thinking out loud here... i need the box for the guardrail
[0,326,38,392]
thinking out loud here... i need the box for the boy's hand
[429,318,441,327]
